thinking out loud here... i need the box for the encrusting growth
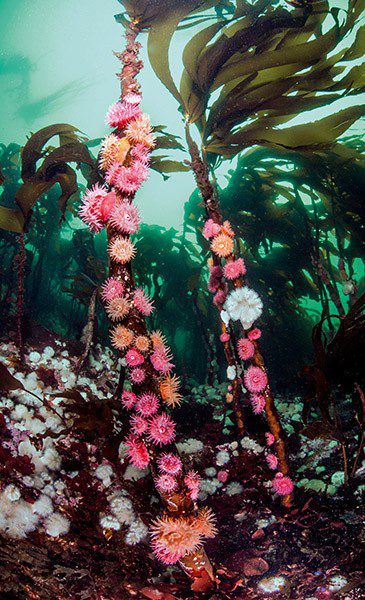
[185,124,294,507]
[78,23,215,590]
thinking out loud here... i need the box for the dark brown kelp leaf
[150,156,190,177]
[21,123,81,180]
[0,362,25,392]
[0,206,25,233]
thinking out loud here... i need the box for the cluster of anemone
[203,217,293,495]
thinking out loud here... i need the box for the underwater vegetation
[0,0,364,597]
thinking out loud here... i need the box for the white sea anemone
[224,286,263,329]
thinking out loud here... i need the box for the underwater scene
[0,0,364,598]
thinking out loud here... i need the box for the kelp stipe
[78,22,216,590]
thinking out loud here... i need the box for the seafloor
[0,335,364,599]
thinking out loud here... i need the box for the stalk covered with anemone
[185,124,294,508]
[78,23,216,591]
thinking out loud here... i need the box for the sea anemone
[110,324,134,348]
[115,161,149,195]
[131,143,150,165]
[121,390,137,410]
[109,201,140,234]
[130,414,149,435]
[184,469,201,500]
[157,453,182,476]
[155,474,178,494]
[99,134,130,170]
[135,392,159,417]
[150,330,168,349]
[125,92,141,105]
[79,183,110,232]
[248,327,261,341]
[105,161,123,187]
[125,436,150,469]
[134,335,150,353]
[101,277,125,302]
[237,338,255,361]
[148,413,175,446]
[244,366,268,393]
[266,432,275,446]
[203,219,221,239]
[221,220,234,237]
[106,101,142,129]
[125,114,155,148]
[150,515,203,564]
[160,374,182,408]
[125,348,144,367]
[266,454,278,470]
[272,473,294,496]
[208,265,223,293]
[130,367,146,384]
[220,333,230,343]
[213,289,227,306]
[224,286,263,329]
[250,394,266,414]
[107,298,131,322]
[134,288,154,316]
[211,233,234,258]
[150,346,174,374]
[109,236,136,264]
[224,258,246,280]
[195,507,217,538]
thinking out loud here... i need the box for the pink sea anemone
[148,413,176,446]
[79,183,112,233]
[125,92,141,105]
[203,219,221,239]
[115,161,149,195]
[157,453,182,476]
[184,470,201,500]
[129,367,146,384]
[244,366,268,393]
[125,436,150,469]
[208,265,223,293]
[266,454,278,470]
[121,390,137,410]
[220,333,230,343]
[217,470,229,483]
[266,432,275,446]
[213,289,226,306]
[106,101,142,129]
[131,143,150,165]
[237,338,255,361]
[250,394,266,414]
[155,473,178,494]
[109,236,136,264]
[125,348,144,367]
[272,473,294,496]
[248,328,261,341]
[109,201,140,234]
[135,392,159,417]
[101,277,125,302]
[130,414,149,435]
[105,161,123,186]
[150,346,174,374]
[133,288,154,316]
[211,234,234,258]
[223,258,246,280]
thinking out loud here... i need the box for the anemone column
[79,24,216,591]
[185,124,293,508]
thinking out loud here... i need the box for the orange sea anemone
[110,324,134,349]
[99,135,130,170]
[134,335,150,352]
[107,298,131,322]
[109,236,136,264]
[125,114,155,148]
[150,330,167,349]
[211,233,234,258]
[160,374,182,408]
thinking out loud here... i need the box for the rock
[243,557,269,577]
